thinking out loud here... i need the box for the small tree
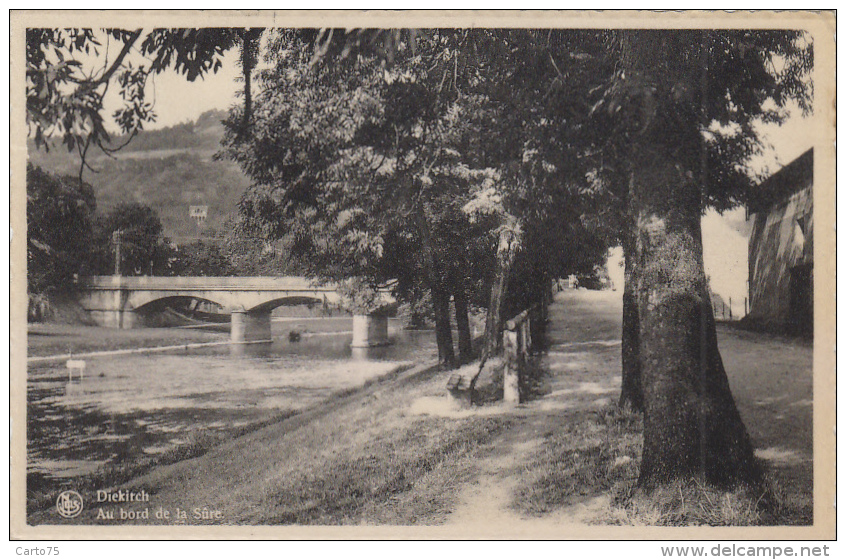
[92,202,166,275]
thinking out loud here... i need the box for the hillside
[26,110,251,241]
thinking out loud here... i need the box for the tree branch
[79,29,143,93]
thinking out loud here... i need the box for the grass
[25,289,813,528]
[513,404,642,517]
[191,366,514,525]
[513,403,809,527]
[29,357,811,527]
[600,478,769,526]
[259,416,509,525]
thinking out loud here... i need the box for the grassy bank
[510,403,809,526]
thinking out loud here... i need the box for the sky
[102,49,242,132]
[700,106,814,316]
[141,59,242,127]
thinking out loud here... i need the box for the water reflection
[228,335,427,361]
[218,319,436,363]
[350,345,395,361]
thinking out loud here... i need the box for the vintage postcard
[9,10,836,541]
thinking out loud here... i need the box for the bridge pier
[107,309,140,329]
[88,309,141,329]
[84,276,141,328]
[351,314,390,347]
[230,309,273,343]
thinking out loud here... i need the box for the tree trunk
[432,286,456,367]
[632,150,759,489]
[481,219,522,362]
[415,210,455,368]
[454,288,473,362]
[619,219,643,411]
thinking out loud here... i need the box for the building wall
[747,181,813,332]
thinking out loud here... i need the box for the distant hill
[26,109,251,241]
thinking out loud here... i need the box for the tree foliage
[26,164,97,294]
[26,27,261,179]
[91,202,167,275]
[220,30,504,362]
[221,29,614,363]
[168,240,235,276]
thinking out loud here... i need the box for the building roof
[747,148,813,214]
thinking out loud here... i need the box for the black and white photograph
[9,10,836,541]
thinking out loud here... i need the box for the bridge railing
[79,275,338,291]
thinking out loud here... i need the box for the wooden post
[518,322,527,362]
[744,297,748,317]
[503,329,520,405]
[729,297,733,320]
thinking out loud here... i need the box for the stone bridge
[77,275,395,346]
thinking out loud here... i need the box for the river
[26,317,438,499]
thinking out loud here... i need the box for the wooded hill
[26,109,249,241]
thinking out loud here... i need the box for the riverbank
[26,289,814,531]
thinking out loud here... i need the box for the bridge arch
[126,290,245,311]
[247,295,330,314]
[133,295,226,313]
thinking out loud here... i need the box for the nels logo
[56,490,84,518]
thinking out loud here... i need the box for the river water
[26,318,437,495]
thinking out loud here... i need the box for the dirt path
[717,325,813,516]
[447,289,625,525]
[448,437,541,526]
[446,289,813,524]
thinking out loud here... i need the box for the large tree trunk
[481,219,522,362]
[632,150,759,489]
[454,288,473,363]
[619,218,643,411]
